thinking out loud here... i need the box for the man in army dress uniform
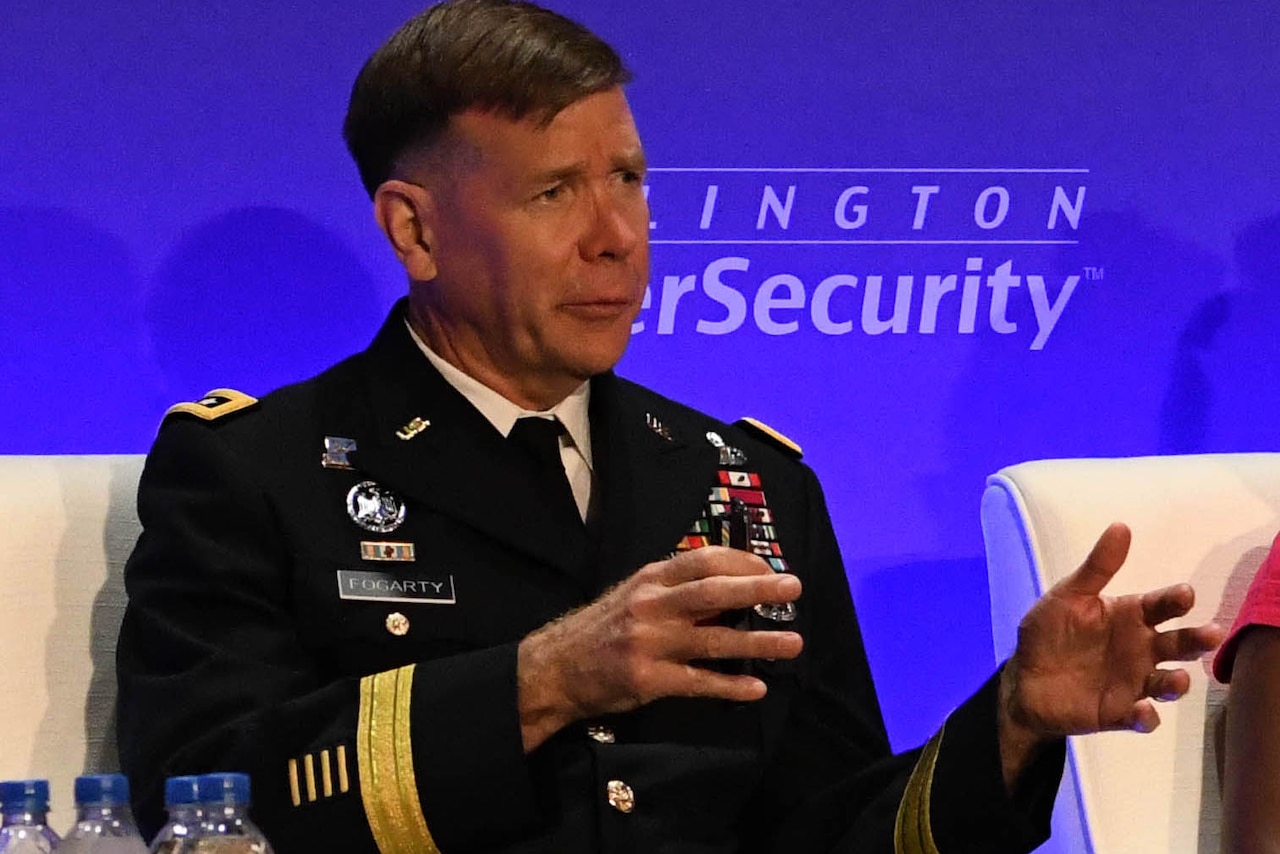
[116,1,1224,852]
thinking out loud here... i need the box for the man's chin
[567,349,628,381]
[561,329,632,376]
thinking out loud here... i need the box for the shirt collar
[406,320,593,469]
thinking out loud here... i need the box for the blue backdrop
[3,1,1278,759]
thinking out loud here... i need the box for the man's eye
[620,170,643,185]
[539,184,564,201]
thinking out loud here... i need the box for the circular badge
[345,480,407,533]
[754,602,797,623]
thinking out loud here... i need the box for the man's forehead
[446,89,642,168]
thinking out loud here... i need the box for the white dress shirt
[406,322,593,521]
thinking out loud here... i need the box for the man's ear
[373,180,438,282]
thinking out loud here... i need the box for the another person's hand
[516,547,803,751]
[997,522,1225,788]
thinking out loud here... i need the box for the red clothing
[1214,531,1280,682]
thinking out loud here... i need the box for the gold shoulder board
[164,388,259,422]
[735,417,803,459]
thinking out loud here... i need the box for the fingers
[610,622,801,709]
[665,572,801,617]
[667,625,804,662]
[643,547,800,621]
[1140,584,1194,626]
[1153,622,1226,662]
[1143,668,1191,702]
[565,550,805,715]
[661,545,774,584]
[1058,522,1131,597]
[665,663,768,702]
[1122,699,1161,734]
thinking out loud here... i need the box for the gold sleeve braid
[357,664,442,854]
[894,724,944,854]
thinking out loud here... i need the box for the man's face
[410,87,649,408]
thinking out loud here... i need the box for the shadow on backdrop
[0,207,165,453]
[1159,293,1231,455]
[1196,212,1280,452]
[145,206,385,403]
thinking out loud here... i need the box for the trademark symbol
[1084,266,1105,280]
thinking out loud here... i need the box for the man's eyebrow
[616,148,647,173]
[531,161,589,185]
[528,149,647,186]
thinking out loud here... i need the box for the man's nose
[580,187,642,261]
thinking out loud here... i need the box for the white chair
[982,453,1280,854]
[0,455,145,830]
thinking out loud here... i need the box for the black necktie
[508,416,583,528]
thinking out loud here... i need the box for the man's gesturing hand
[997,522,1226,789]
[517,547,804,752]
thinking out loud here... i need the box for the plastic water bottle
[0,779,60,853]
[192,774,271,854]
[148,777,201,854]
[59,774,147,854]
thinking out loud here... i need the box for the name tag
[336,570,457,604]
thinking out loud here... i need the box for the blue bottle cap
[164,776,201,808]
[0,779,50,811]
[196,773,251,805]
[74,774,131,806]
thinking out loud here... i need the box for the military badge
[322,437,357,470]
[360,541,415,562]
[718,470,761,488]
[680,459,798,623]
[754,601,797,622]
[396,417,429,441]
[645,413,674,442]
[705,430,748,466]
[345,481,407,533]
